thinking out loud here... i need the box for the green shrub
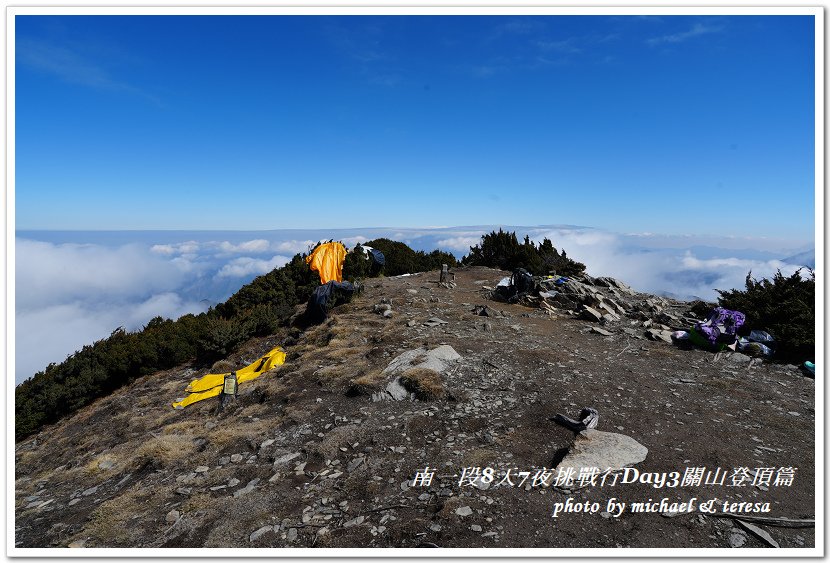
[716,269,815,362]
[462,229,585,276]
[364,238,457,276]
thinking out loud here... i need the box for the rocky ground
[14,266,816,550]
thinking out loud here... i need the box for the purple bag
[695,307,746,346]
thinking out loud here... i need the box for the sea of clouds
[14,226,813,384]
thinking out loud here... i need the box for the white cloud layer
[14,227,813,384]
[216,255,291,278]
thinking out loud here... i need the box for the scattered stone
[383,309,394,318]
[471,524,482,532]
[194,465,209,473]
[406,320,417,327]
[205,421,217,430]
[82,486,98,497]
[233,478,260,498]
[736,519,780,548]
[407,289,418,295]
[343,515,365,528]
[260,439,275,449]
[250,526,274,542]
[273,452,301,467]
[581,306,603,322]
[175,488,191,496]
[68,498,81,506]
[455,506,473,517]
[646,329,673,344]
[729,531,747,548]
[230,454,244,463]
[228,478,240,487]
[98,459,116,470]
[423,317,449,327]
[591,327,613,336]
[347,457,364,472]
[727,353,752,364]
[67,539,87,548]
[219,456,230,466]
[166,510,180,523]
[287,527,298,541]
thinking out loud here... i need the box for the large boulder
[554,429,648,489]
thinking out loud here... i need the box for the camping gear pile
[303,241,378,323]
[487,269,780,359]
[172,346,286,409]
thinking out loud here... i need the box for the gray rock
[287,527,298,541]
[374,303,392,314]
[233,478,260,498]
[219,456,230,466]
[249,525,273,542]
[581,306,603,322]
[67,539,87,548]
[273,452,301,467]
[382,309,394,318]
[230,454,244,463]
[260,439,275,449]
[729,532,747,548]
[68,498,81,506]
[166,509,180,523]
[646,329,673,343]
[383,345,461,377]
[343,515,365,528]
[591,327,613,336]
[471,524,482,532]
[228,478,240,487]
[406,320,417,327]
[456,506,473,517]
[727,352,752,364]
[385,377,410,401]
[194,465,209,473]
[423,317,449,327]
[555,429,648,487]
[347,457,364,472]
[98,460,116,470]
[736,519,780,548]
[81,486,98,497]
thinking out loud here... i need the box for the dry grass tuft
[133,434,198,470]
[348,369,386,395]
[399,368,445,400]
[83,487,149,546]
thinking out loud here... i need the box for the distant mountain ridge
[781,248,815,269]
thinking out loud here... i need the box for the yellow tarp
[172,347,286,409]
[306,242,347,284]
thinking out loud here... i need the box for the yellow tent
[172,347,286,409]
[306,242,347,284]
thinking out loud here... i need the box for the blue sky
[15,14,816,239]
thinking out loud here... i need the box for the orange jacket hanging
[305,242,347,284]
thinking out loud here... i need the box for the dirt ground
[14,266,817,551]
